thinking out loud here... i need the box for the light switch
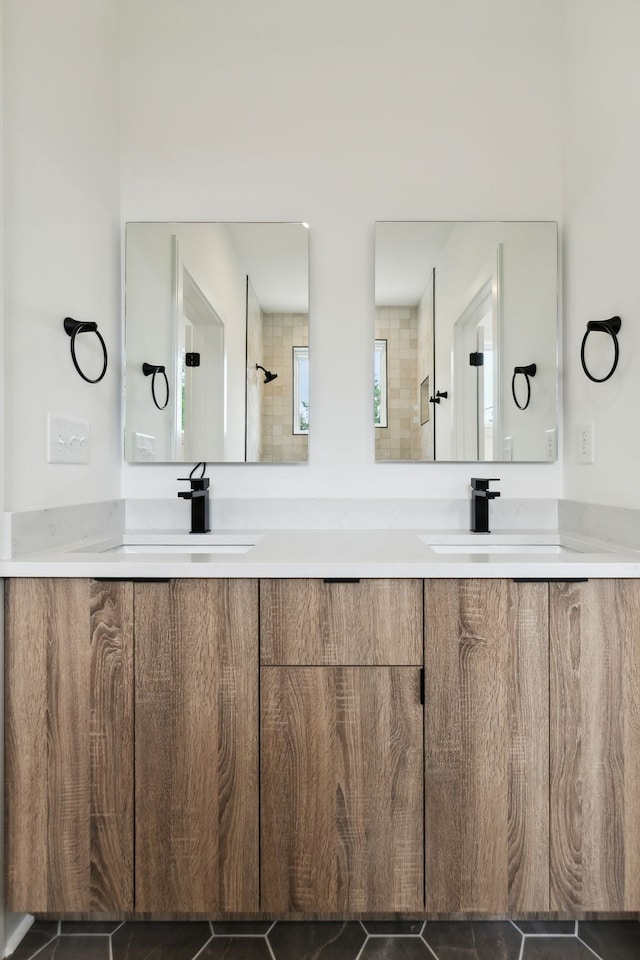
[134,432,156,460]
[47,415,90,464]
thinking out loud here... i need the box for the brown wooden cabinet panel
[425,579,549,913]
[260,578,422,665]
[135,579,259,912]
[550,579,640,912]
[5,578,134,912]
[261,665,424,913]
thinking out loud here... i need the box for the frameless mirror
[374,221,558,462]
[124,222,309,463]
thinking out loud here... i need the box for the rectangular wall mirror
[125,222,309,463]
[374,221,558,462]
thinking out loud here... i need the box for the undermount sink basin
[417,533,604,556]
[74,534,260,556]
[106,542,256,555]
[428,542,579,555]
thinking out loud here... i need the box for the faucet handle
[177,476,209,486]
[470,477,500,491]
[178,461,210,490]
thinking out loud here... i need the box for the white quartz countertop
[3,527,640,578]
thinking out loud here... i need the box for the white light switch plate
[47,415,90,464]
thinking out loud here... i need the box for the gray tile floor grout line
[190,933,215,960]
[208,933,275,938]
[22,940,55,960]
[265,934,278,960]
[517,934,526,960]
[366,932,425,937]
[59,933,114,937]
[575,934,608,960]
[522,932,580,937]
[420,933,442,960]
[353,932,370,960]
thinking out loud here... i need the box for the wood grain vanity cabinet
[5,578,259,914]
[425,578,640,915]
[260,578,425,913]
[6,575,639,918]
[6,578,134,913]
[549,579,640,913]
[424,579,550,914]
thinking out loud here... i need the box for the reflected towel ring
[580,315,621,383]
[64,317,108,384]
[511,363,537,410]
[142,362,170,410]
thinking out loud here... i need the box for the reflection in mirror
[374,221,557,462]
[125,222,309,463]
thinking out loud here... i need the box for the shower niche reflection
[125,222,309,463]
[374,221,558,462]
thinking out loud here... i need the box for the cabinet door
[425,579,549,913]
[261,666,424,913]
[135,579,259,912]
[550,579,640,911]
[5,578,134,912]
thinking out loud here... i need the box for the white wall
[3,0,121,512]
[2,0,564,515]
[120,0,563,504]
[562,0,640,509]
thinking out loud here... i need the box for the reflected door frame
[451,245,503,461]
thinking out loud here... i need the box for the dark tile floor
[10,919,640,960]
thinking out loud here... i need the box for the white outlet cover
[545,428,557,461]
[47,415,90,464]
[577,422,595,464]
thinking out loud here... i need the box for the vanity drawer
[260,578,422,665]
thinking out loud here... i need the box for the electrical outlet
[545,428,557,461]
[47,415,90,464]
[502,436,513,461]
[577,422,595,464]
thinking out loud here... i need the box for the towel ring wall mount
[580,315,622,383]
[64,317,108,384]
[142,362,170,410]
[511,363,537,410]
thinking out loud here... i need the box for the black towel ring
[142,362,170,410]
[580,316,621,383]
[64,317,108,384]
[511,363,537,410]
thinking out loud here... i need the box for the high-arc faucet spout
[178,463,211,534]
[470,477,501,534]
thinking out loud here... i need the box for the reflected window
[293,346,309,434]
[374,339,388,428]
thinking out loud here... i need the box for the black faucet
[470,477,501,534]
[178,463,211,534]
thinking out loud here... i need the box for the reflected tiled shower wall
[260,313,309,462]
[375,307,421,460]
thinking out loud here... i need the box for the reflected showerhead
[256,363,278,384]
